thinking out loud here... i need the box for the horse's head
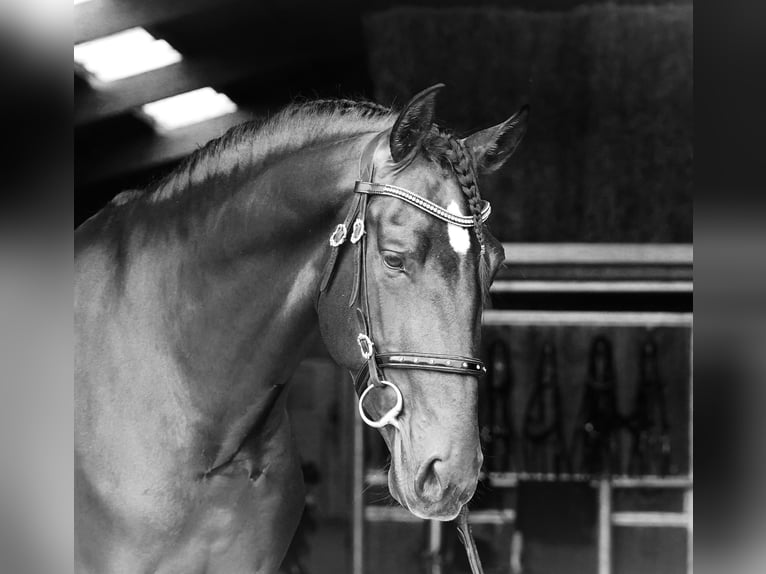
[317,85,527,520]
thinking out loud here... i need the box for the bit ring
[358,380,403,428]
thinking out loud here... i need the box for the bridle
[317,130,490,574]
[318,132,490,429]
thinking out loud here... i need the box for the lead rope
[456,506,485,574]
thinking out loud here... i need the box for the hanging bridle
[319,131,489,429]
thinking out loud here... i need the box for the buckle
[350,218,365,243]
[329,223,347,247]
[357,334,374,359]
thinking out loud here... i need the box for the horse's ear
[389,83,444,163]
[461,105,529,174]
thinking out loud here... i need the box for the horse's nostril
[414,457,444,502]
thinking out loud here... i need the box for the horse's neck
[117,134,368,467]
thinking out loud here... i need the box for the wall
[364,3,693,242]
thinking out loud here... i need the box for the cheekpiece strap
[348,193,368,307]
[319,192,363,293]
[354,308,386,392]
[319,132,384,295]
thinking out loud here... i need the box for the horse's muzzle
[389,449,482,521]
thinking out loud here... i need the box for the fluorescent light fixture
[140,88,238,132]
[74,27,182,83]
[74,0,96,5]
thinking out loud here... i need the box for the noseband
[319,133,489,429]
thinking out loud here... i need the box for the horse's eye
[382,253,405,271]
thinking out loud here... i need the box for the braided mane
[416,126,486,249]
[412,125,491,299]
[443,133,485,255]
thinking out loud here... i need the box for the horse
[75,84,528,573]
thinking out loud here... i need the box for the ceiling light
[74,27,182,84]
[74,0,96,5]
[139,88,238,132]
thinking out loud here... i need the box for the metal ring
[358,380,403,429]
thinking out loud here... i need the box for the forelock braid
[444,135,485,256]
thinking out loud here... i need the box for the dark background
[75,0,692,243]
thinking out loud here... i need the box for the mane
[415,126,492,303]
[140,98,396,202]
[110,95,491,300]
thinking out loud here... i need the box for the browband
[354,181,491,227]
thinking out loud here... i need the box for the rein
[318,132,488,574]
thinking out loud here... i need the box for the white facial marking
[446,201,471,255]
